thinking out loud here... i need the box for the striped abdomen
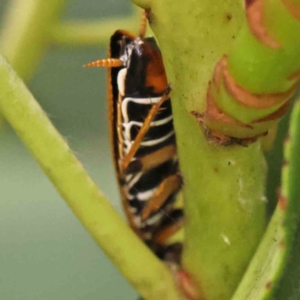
[120,94,177,225]
[118,90,183,261]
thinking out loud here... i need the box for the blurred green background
[0,0,137,299]
[0,0,295,299]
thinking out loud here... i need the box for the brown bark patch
[252,100,290,123]
[177,270,203,300]
[279,239,285,249]
[200,82,251,127]
[191,108,265,146]
[245,0,257,8]
[246,0,280,49]
[217,56,295,109]
[281,0,300,20]
[265,281,273,290]
[289,68,300,81]
[278,194,287,210]
[191,82,270,145]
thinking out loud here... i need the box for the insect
[85,12,183,265]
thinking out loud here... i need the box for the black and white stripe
[119,92,177,230]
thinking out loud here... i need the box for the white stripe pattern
[121,96,162,123]
[136,187,157,201]
[120,96,174,154]
[122,115,173,141]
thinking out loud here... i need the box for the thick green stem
[176,115,266,300]
[0,55,183,300]
[0,0,65,80]
[133,1,267,299]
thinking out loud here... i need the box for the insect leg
[141,173,182,222]
[120,88,171,172]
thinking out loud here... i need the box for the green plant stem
[0,55,183,300]
[0,113,5,131]
[0,0,66,81]
[231,206,285,300]
[131,0,150,9]
[132,1,267,299]
[51,17,139,47]
[177,118,266,300]
[232,95,300,300]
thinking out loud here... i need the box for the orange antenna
[84,58,123,68]
[139,10,147,38]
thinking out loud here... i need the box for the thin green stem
[131,0,151,9]
[0,112,5,131]
[231,207,285,300]
[50,17,138,47]
[50,7,153,48]
[0,0,65,81]
[0,55,183,300]
[232,96,300,300]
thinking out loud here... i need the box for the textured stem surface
[131,1,267,299]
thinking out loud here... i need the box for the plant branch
[50,13,140,47]
[232,93,300,300]
[131,0,150,9]
[0,0,66,81]
[133,1,267,299]
[0,55,183,300]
